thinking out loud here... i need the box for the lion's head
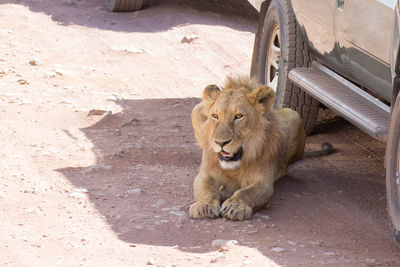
[199,77,276,170]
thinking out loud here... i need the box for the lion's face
[201,80,275,170]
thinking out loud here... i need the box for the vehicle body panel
[291,0,337,58]
[335,0,393,101]
[391,2,400,79]
[247,0,265,11]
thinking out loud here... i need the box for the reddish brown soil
[0,0,399,266]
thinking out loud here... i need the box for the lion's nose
[215,139,231,148]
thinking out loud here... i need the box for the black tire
[256,0,319,134]
[386,93,400,248]
[104,0,149,12]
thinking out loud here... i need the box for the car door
[292,0,341,69]
[292,0,336,54]
[335,0,394,101]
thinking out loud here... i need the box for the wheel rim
[266,25,280,92]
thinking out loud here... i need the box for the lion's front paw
[189,202,220,219]
[220,199,252,221]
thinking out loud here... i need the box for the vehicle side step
[289,62,389,141]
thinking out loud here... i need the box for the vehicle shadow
[0,0,258,33]
[57,96,399,265]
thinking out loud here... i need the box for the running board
[289,62,389,141]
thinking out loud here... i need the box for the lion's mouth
[218,147,243,162]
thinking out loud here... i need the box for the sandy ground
[0,0,399,266]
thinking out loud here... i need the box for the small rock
[69,192,86,199]
[73,188,89,193]
[19,99,32,105]
[54,68,74,76]
[45,71,56,78]
[126,188,142,194]
[29,59,41,66]
[87,109,107,116]
[111,46,145,54]
[146,258,155,265]
[181,34,199,43]
[324,251,336,256]
[364,258,377,266]
[211,239,238,247]
[17,79,28,85]
[270,247,286,253]
[151,199,166,208]
[106,95,118,101]
[23,207,44,215]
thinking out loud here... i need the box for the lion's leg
[220,182,274,221]
[189,172,220,219]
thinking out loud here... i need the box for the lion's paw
[189,202,220,219]
[220,199,252,221]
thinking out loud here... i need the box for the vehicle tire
[386,93,400,248]
[256,0,319,134]
[104,0,148,12]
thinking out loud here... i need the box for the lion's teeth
[222,151,233,157]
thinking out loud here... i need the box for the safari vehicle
[105,0,400,248]
[246,0,400,248]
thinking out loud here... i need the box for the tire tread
[105,0,146,12]
[280,0,319,134]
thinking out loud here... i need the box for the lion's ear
[246,85,275,113]
[202,84,221,102]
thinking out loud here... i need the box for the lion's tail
[303,143,334,158]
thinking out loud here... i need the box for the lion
[189,76,331,221]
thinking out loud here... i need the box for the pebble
[87,109,107,116]
[17,79,28,85]
[73,188,89,194]
[126,188,142,194]
[324,252,336,256]
[146,258,155,265]
[181,34,199,43]
[69,192,86,199]
[54,68,74,76]
[211,239,238,247]
[151,199,166,208]
[29,59,41,66]
[111,46,146,54]
[270,247,286,253]
[364,258,377,266]
[23,207,44,215]
[45,71,56,78]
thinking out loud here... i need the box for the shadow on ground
[0,0,258,33]
[57,96,400,265]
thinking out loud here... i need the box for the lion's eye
[211,113,219,120]
[234,114,244,120]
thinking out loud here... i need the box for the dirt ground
[0,0,399,266]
